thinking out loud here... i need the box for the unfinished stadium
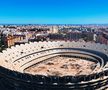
[0,41,108,90]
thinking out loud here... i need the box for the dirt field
[25,56,97,76]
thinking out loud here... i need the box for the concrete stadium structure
[0,41,108,90]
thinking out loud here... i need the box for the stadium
[0,41,108,90]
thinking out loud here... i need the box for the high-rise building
[93,34,97,41]
[49,26,59,33]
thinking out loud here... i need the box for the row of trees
[0,35,5,52]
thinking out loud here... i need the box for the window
[83,45,86,47]
[41,46,44,49]
[5,60,8,63]
[21,52,23,54]
[60,44,63,47]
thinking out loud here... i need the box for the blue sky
[0,0,108,24]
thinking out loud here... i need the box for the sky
[0,0,108,24]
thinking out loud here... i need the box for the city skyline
[0,0,108,24]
